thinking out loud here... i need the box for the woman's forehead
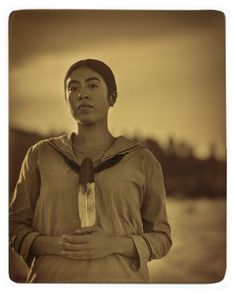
[68,66,104,82]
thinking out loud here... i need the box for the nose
[78,90,89,100]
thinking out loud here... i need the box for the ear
[109,91,117,107]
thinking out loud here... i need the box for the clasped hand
[59,226,115,260]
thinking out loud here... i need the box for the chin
[77,117,96,126]
[74,113,106,126]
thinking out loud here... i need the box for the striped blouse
[9,134,172,283]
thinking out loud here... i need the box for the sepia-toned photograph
[9,10,226,283]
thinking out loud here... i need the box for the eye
[68,86,78,92]
[88,83,98,89]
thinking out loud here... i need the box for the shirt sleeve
[130,150,172,270]
[9,144,41,266]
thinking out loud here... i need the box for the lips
[78,104,93,110]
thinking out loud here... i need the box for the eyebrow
[86,77,101,82]
[67,77,101,85]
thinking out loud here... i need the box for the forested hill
[9,127,226,198]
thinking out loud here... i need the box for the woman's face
[65,66,111,126]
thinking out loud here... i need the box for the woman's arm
[57,226,139,260]
[29,235,63,256]
[9,145,42,266]
[111,235,139,258]
[29,226,138,260]
[130,151,172,265]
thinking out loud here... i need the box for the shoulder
[120,135,163,171]
[27,134,68,154]
[118,135,143,147]
[118,135,153,158]
[124,136,161,167]
[141,148,163,173]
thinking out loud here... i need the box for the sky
[9,10,226,159]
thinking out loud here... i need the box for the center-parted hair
[64,59,117,98]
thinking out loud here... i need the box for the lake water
[148,197,226,283]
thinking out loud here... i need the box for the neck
[73,120,115,152]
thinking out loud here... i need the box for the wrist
[30,235,63,256]
[110,235,137,258]
[110,235,124,254]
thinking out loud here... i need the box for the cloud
[9,10,226,159]
[9,10,224,66]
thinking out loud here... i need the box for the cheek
[98,92,110,107]
[67,94,78,107]
[96,99,110,113]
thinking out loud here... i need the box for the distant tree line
[9,127,226,198]
[134,136,226,198]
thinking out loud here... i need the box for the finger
[61,242,88,251]
[62,234,90,244]
[61,250,93,259]
[76,226,97,234]
[62,255,90,260]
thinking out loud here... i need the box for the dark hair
[64,59,117,97]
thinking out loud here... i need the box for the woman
[9,59,172,283]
